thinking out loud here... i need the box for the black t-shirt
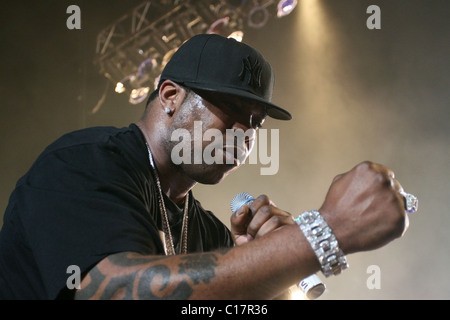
[0,124,233,300]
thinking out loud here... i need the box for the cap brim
[182,82,292,121]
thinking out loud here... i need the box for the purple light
[277,0,298,18]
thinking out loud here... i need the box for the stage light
[129,87,150,105]
[138,58,157,78]
[207,17,231,34]
[247,5,270,29]
[277,0,298,18]
[93,0,297,111]
[115,82,125,94]
[162,48,178,70]
[228,30,244,42]
[208,17,244,41]
[114,74,137,94]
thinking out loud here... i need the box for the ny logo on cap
[239,56,263,88]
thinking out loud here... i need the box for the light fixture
[129,87,150,105]
[247,5,270,29]
[137,58,157,78]
[161,47,178,72]
[277,0,298,18]
[114,75,136,94]
[207,17,245,41]
[93,0,297,111]
[207,16,230,34]
[228,30,244,42]
[115,82,126,94]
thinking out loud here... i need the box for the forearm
[75,224,320,300]
[211,225,320,299]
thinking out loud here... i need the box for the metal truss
[94,0,292,104]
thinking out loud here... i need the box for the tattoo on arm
[178,253,220,285]
[75,248,231,300]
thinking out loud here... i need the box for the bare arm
[75,161,408,300]
[75,224,318,300]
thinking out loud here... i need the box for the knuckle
[358,160,373,171]
[374,171,393,188]
[362,160,373,167]
[257,194,270,205]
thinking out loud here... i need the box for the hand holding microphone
[230,192,326,299]
[226,163,417,300]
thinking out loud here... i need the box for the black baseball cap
[158,34,292,120]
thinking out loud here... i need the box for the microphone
[230,192,326,300]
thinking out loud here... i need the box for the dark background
[1,0,449,299]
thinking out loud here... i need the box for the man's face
[167,89,267,185]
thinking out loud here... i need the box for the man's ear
[158,80,186,112]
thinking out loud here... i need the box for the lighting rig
[94,0,297,107]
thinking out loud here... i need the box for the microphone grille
[230,192,255,213]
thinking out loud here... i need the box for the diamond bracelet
[295,210,349,277]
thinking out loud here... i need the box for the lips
[193,134,252,166]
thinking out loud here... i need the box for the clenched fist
[319,161,409,255]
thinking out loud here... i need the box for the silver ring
[400,191,418,213]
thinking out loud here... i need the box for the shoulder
[32,124,146,165]
[41,124,142,155]
[21,124,149,186]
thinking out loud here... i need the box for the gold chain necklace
[146,143,189,255]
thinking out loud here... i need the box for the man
[0,34,413,299]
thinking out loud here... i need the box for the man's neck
[136,120,196,206]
